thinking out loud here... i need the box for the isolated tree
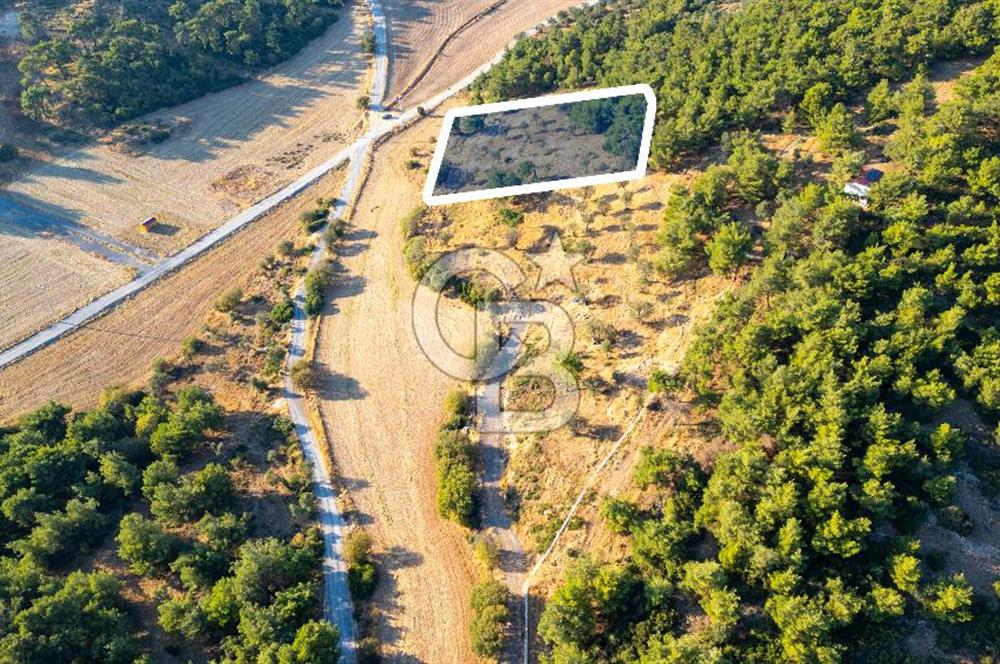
[291,360,319,392]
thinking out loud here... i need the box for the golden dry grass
[0,223,133,349]
[313,111,479,663]
[384,0,586,106]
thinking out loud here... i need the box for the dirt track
[384,0,584,107]
[315,117,479,662]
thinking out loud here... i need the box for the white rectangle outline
[423,83,657,206]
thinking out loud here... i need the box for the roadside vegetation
[434,389,479,528]
[17,0,347,128]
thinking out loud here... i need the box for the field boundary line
[391,0,507,106]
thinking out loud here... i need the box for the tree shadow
[316,364,367,401]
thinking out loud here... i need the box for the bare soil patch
[314,113,479,663]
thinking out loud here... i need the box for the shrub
[496,207,524,227]
[473,535,500,570]
[557,351,584,378]
[323,218,346,247]
[434,430,479,528]
[291,360,319,392]
[441,389,471,430]
[361,31,376,54]
[470,578,511,659]
[304,264,332,317]
[403,235,432,278]
[648,367,681,395]
[344,529,373,565]
[215,288,243,313]
[181,335,202,360]
[269,298,294,326]
[348,560,378,601]
[300,207,327,233]
[400,205,427,239]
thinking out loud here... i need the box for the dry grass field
[407,147,735,597]
[308,84,732,657]
[0,221,133,349]
[384,0,585,107]
[0,167,346,422]
[0,2,369,250]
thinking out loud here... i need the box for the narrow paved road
[285,142,370,664]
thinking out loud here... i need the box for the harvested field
[0,224,133,350]
[0,167,346,421]
[314,114,479,662]
[384,0,586,107]
[0,2,369,251]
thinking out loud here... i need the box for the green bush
[434,430,479,528]
[470,577,511,659]
[299,208,327,233]
[496,207,524,227]
[304,264,332,317]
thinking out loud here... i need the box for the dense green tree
[815,103,859,154]
[866,79,894,122]
[706,222,753,276]
[0,571,134,663]
[116,513,179,575]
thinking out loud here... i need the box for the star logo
[528,232,584,292]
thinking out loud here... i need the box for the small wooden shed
[138,216,157,233]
